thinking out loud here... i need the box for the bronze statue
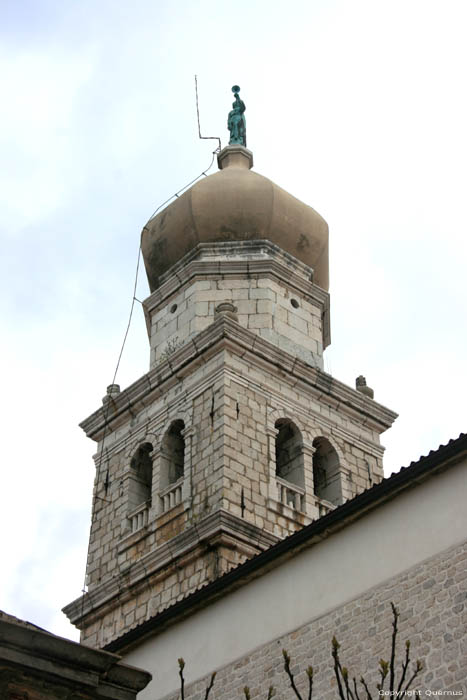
[228,85,246,147]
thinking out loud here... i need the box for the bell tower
[64,88,397,649]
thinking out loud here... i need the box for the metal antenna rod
[195,75,221,152]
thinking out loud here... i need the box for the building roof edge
[104,432,467,653]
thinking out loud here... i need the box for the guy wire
[195,75,221,153]
[80,147,218,605]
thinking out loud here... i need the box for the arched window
[275,419,304,488]
[312,437,342,505]
[128,442,153,511]
[160,420,185,489]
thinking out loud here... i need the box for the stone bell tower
[64,88,397,649]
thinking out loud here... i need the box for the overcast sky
[1,0,466,641]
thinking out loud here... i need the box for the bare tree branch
[402,661,423,694]
[377,658,389,692]
[178,658,185,700]
[389,603,399,691]
[397,640,411,693]
[332,637,346,700]
[353,677,361,700]
[341,666,356,700]
[283,649,304,700]
[306,666,313,700]
[359,676,372,700]
[204,672,216,700]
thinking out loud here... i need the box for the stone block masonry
[64,314,395,648]
[64,241,396,651]
[143,241,330,370]
[162,541,467,699]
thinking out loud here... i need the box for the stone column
[181,426,195,508]
[266,425,280,502]
[302,441,318,518]
[149,445,162,519]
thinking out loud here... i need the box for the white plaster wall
[123,460,467,699]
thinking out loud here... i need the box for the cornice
[91,364,227,460]
[220,319,397,432]
[143,240,328,317]
[80,316,397,442]
[80,323,228,441]
[63,509,279,626]
[225,369,386,458]
[0,618,151,694]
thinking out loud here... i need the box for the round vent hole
[170,304,178,313]
[290,298,299,309]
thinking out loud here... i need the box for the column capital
[181,426,195,439]
[266,426,279,438]
[302,441,316,455]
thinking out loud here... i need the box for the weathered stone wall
[220,348,385,532]
[149,276,324,368]
[162,541,467,698]
[84,357,227,591]
[85,340,385,591]
[80,538,251,649]
[75,327,390,648]
[145,243,329,370]
[67,242,395,650]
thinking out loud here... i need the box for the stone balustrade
[276,477,306,512]
[128,502,149,533]
[159,478,183,513]
[315,496,336,517]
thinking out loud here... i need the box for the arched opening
[160,420,185,489]
[275,419,304,488]
[128,442,153,511]
[312,437,342,504]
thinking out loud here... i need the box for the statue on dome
[228,85,246,147]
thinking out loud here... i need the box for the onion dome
[141,145,329,292]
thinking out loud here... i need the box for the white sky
[1,0,466,641]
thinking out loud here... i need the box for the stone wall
[66,315,394,648]
[144,242,330,370]
[83,356,227,592]
[149,276,324,368]
[65,240,395,649]
[162,541,467,698]
[82,334,387,594]
[222,347,386,530]
[80,534,252,650]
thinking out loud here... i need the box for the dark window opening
[275,419,304,488]
[312,437,342,505]
[128,442,153,510]
[161,420,185,488]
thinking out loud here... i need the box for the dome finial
[228,85,246,147]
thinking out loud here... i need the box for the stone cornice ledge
[159,240,314,285]
[222,323,397,431]
[63,509,279,626]
[80,316,397,441]
[144,240,328,315]
[0,617,151,695]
